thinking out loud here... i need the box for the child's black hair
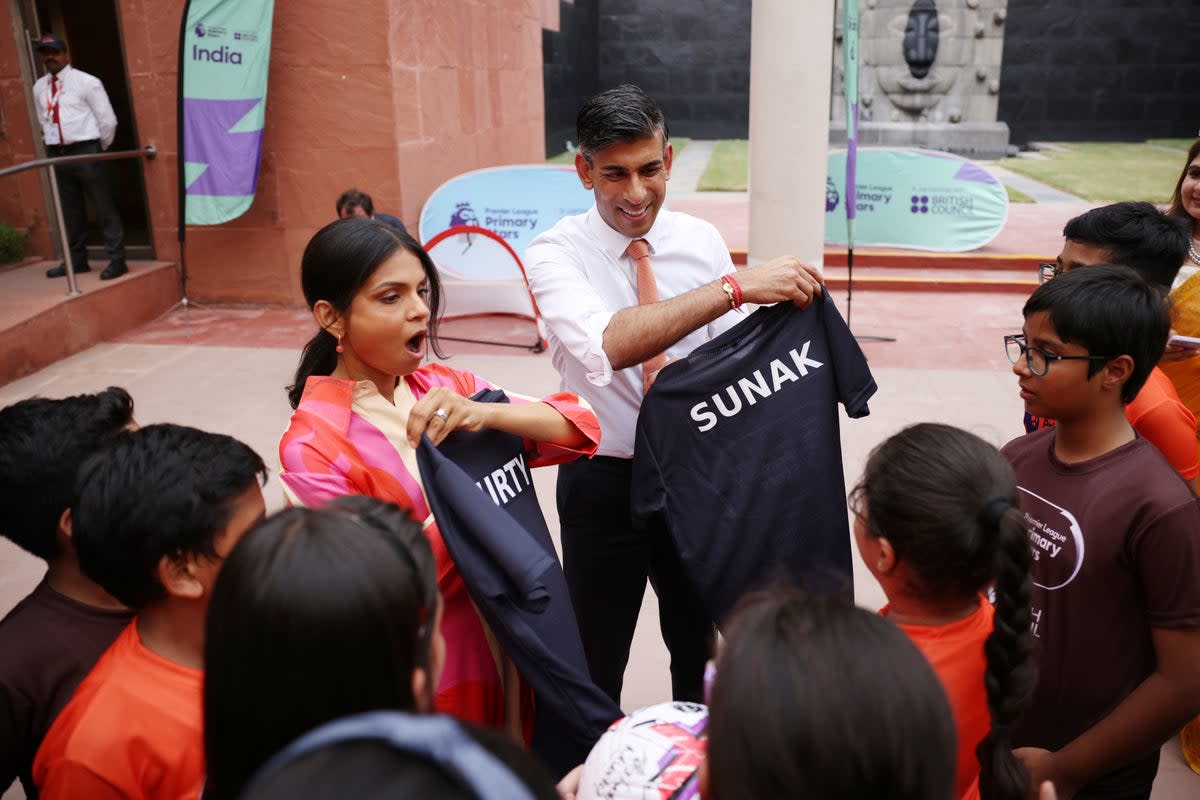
[853,423,1034,800]
[203,498,440,800]
[706,590,957,800]
[1062,201,1190,290]
[71,423,266,609]
[0,387,135,560]
[1023,263,1172,404]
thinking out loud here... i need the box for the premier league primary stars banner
[179,0,275,225]
[824,148,1009,252]
[419,165,593,279]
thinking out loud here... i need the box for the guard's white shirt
[32,64,117,149]
[526,205,741,458]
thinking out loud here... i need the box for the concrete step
[0,260,180,386]
[729,248,1041,293]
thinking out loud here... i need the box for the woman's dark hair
[287,218,445,408]
[852,423,1035,800]
[1167,138,1200,220]
[203,497,439,800]
[706,590,957,800]
[1022,262,1171,403]
[0,386,134,560]
[242,724,559,800]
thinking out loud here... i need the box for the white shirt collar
[584,205,672,261]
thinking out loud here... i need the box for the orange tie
[628,238,666,392]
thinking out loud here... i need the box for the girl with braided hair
[851,422,1036,800]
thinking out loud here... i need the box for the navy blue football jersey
[631,296,877,623]
[422,391,620,776]
[434,389,556,558]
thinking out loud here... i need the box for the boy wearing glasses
[1027,202,1196,490]
[1001,265,1200,800]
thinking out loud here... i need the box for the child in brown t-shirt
[1002,265,1200,799]
[0,388,136,799]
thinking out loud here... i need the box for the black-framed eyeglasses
[1004,334,1111,377]
[1038,262,1062,285]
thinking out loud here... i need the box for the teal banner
[179,0,275,225]
[824,148,1009,252]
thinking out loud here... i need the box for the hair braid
[975,505,1036,800]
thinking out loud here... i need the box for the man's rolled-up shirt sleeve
[527,241,618,386]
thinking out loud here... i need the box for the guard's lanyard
[46,75,61,120]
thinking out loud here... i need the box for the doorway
[16,0,154,260]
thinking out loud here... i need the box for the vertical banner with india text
[179,0,275,225]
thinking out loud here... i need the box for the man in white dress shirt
[526,84,823,705]
[32,33,127,280]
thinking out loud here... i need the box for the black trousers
[48,140,126,266]
[557,455,714,707]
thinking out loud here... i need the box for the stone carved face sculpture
[903,0,938,79]
[867,0,973,120]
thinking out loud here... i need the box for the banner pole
[843,1,895,344]
[844,0,858,331]
[176,0,192,307]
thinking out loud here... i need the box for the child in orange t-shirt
[851,423,1035,800]
[33,424,267,800]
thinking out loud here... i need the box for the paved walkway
[669,139,716,193]
[988,163,1086,203]
[0,287,1196,798]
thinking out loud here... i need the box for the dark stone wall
[999,0,1200,145]
[543,0,599,156]
[545,1,1200,150]
[596,0,751,138]
[542,0,752,148]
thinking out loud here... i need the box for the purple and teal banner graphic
[179,0,275,225]
[824,149,1009,251]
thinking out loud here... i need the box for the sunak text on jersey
[688,342,824,433]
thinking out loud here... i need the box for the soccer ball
[576,701,708,800]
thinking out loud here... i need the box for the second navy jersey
[631,296,877,622]
[434,388,555,558]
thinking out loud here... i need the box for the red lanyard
[47,74,64,143]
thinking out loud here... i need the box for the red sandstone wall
[0,0,548,304]
[0,2,53,259]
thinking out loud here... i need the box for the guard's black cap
[35,33,67,52]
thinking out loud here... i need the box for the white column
[748,0,834,268]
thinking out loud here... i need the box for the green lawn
[549,138,1193,201]
[996,142,1183,204]
[697,140,748,191]
[1148,138,1196,151]
[547,137,690,164]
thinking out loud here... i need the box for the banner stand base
[438,335,546,354]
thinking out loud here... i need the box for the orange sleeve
[37,760,129,800]
[1126,394,1200,481]
[525,391,601,467]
